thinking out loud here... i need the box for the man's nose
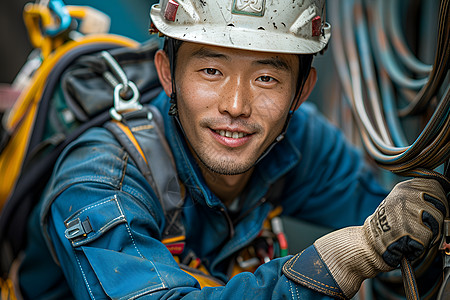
[218,77,252,118]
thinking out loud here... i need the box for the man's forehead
[180,42,298,71]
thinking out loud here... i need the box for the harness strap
[104,105,186,245]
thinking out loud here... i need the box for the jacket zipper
[219,206,235,239]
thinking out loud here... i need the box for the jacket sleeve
[40,127,340,299]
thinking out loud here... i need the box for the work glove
[313,178,448,298]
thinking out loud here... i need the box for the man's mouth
[214,130,249,139]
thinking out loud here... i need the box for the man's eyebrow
[189,48,291,71]
[253,58,292,71]
[190,47,230,60]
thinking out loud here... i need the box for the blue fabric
[19,91,388,299]
[283,246,346,299]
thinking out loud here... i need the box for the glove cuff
[314,226,392,298]
[282,246,347,299]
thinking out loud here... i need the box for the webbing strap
[104,105,185,242]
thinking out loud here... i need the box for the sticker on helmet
[164,0,179,22]
[232,0,265,17]
[312,16,322,36]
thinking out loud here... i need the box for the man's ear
[292,67,317,111]
[154,49,173,97]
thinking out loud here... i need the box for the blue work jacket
[19,91,388,299]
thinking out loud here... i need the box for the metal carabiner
[100,50,143,121]
[23,3,53,48]
[46,0,72,36]
[101,51,131,97]
[109,81,142,121]
[23,1,69,58]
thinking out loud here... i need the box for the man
[18,0,448,299]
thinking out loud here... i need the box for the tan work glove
[314,178,449,298]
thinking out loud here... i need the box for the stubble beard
[193,144,256,175]
[178,111,275,175]
[189,118,265,175]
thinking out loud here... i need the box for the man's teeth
[216,130,247,139]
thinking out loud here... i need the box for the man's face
[174,42,299,175]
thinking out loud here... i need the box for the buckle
[65,217,93,240]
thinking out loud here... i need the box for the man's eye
[203,68,220,75]
[257,76,275,82]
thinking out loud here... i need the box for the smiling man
[17,0,448,299]
[159,43,307,203]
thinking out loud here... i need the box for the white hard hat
[150,0,331,54]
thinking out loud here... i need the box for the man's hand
[314,178,449,298]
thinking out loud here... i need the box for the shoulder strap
[104,105,186,244]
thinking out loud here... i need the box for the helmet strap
[167,38,178,116]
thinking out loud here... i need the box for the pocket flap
[64,195,126,247]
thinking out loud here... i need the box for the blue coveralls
[19,91,388,299]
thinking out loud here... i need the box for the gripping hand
[314,178,448,298]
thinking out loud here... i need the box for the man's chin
[199,157,255,176]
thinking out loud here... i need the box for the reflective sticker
[312,15,322,36]
[164,0,179,22]
[232,0,265,17]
